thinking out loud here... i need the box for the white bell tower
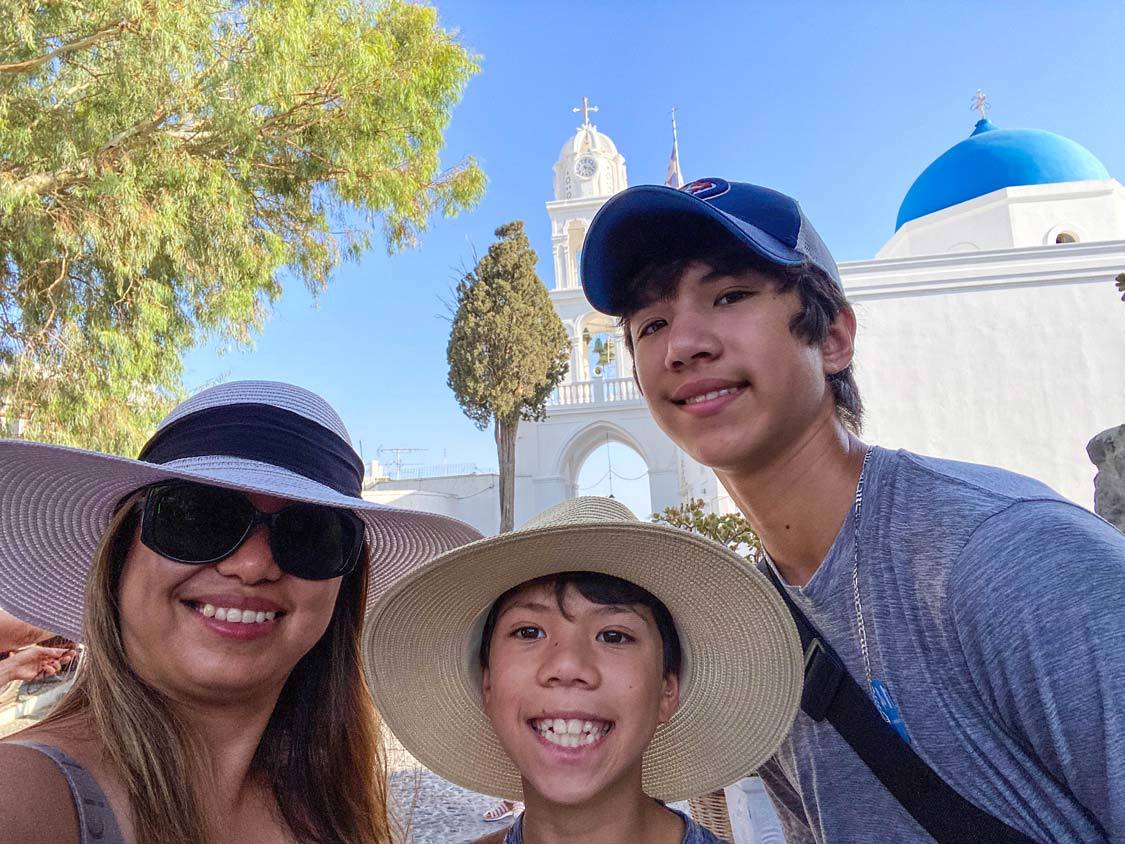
[547,96,627,291]
[512,100,711,525]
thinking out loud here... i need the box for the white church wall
[364,473,500,536]
[845,243,1125,507]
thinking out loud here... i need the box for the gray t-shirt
[755,447,1125,843]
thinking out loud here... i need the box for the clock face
[575,156,598,179]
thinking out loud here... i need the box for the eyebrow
[591,604,649,624]
[634,266,763,314]
[495,600,650,625]
[497,600,554,618]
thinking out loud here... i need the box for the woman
[0,381,480,843]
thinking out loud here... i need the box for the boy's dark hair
[618,239,864,434]
[478,571,682,678]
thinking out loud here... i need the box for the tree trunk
[495,412,519,533]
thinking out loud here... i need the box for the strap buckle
[801,638,844,722]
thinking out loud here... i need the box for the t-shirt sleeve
[949,499,1125,839]
[756,756,818,844]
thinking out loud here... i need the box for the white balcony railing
[548,377,642,408]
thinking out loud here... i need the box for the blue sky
[184,0,1125,516]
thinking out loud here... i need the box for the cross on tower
[573,96,599,127]
[971,89,990,119]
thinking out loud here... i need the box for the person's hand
[0,645,75,685]
[0,607,52,651]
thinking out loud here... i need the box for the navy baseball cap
[580,178,841,316]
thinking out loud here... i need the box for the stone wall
[1088,424,1125,531]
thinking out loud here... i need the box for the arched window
[1055,232,1078,244]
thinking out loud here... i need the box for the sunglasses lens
[271,505,363,580]
[146,484,253,563]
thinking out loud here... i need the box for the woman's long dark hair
[42,493,393,843]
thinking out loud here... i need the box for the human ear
[657,670,681,724]
[821,305,857,376]
[481,666,492,709]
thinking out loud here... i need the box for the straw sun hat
[0,381,481,642]
[364,496,802,802]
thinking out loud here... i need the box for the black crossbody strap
[764,566,1034,844]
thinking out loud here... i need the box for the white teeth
[193,604,277,624]
[532,719,612,748]
[684,386,739,405]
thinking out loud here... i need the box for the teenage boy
[578,178,1125,844]
[364,496,805,844]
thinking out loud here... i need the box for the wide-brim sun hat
[0,380,482,641]
[580,178,842,316]
[364,496,802,802]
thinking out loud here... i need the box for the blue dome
[896,119,1110,229]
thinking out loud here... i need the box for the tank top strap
[8,740,125,844]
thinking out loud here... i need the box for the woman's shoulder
[0,738,81,843]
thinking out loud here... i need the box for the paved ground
[391,768,515,843]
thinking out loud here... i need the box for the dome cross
[970,89,990,119]
[573,96,599,128]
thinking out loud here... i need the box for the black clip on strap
[764,565,1036,844]
[801,638,843,722]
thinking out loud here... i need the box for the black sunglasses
[140,481,364,581]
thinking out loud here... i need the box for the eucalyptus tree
[0,0,484,453]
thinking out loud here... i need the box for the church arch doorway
[557,423,653,518]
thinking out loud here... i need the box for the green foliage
[447,220,569,430]
[0,0,484,454]
[652,498,762,561]
[447,220,569,531]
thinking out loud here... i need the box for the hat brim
[580,185,805,316]
[0,440,481,641]
[363,521,802,802]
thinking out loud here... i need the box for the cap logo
[681,177,730,201]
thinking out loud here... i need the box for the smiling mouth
[675,383,748,406]
[529,718,614,748]
[183,600,285,625]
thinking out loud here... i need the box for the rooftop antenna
[376,446,426,478]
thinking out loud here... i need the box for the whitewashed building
[369,101,1125,533]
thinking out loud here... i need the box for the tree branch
[0,20,129,75]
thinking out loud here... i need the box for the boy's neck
[519,778,684,844]
[718,417,868,587]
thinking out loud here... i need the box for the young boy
[364,496,804,844]
[577,178,1125,842]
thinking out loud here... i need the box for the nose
[664,309,721,371]
[537,633,601,689]
[213,524,283,584]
